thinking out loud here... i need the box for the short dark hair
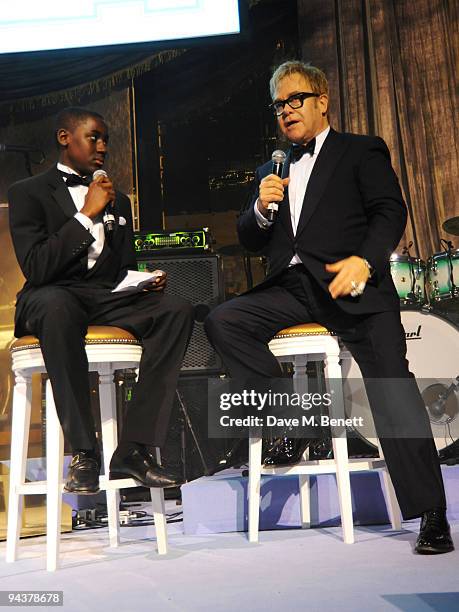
[55,107,105,137]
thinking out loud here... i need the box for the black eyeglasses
[269,92,320,116]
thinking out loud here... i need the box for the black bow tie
[290,138,316,162]
[60,171,92,187]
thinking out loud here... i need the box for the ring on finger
[350,280,365,297]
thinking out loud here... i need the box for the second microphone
[93,169,116,234]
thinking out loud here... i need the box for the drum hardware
[175,389,212,481]
[422,376,459,425]
[390,244,426,308]
[401,243,419,302]
[422,376,459,465]
[443,240,458,298]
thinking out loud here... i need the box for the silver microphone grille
[93,169,108,180]
[271,150,287,164]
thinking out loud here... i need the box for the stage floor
[0,505,457,612]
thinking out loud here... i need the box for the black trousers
[205,265,446,519]
[18,284,194,451]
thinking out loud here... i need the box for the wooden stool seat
[10,326,141,352]
[273,323,333,338]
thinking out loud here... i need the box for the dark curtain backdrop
[1,0,457,258]
[298,0,458,260]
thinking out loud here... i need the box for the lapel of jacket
[294,128,348,240]
[278,151,294,240]
[46,165,79,218]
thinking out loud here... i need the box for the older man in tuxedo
[8,107,193,494]
[205,61,453,554]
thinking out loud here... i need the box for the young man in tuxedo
[8,107,194,493]
[205,61,453,554]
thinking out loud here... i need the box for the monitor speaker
[136,253,224,374]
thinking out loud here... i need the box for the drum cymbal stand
[441,239,458,299]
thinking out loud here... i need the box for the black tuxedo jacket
[8,165,137,335]
[237,128,407,314]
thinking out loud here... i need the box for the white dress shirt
[254,126,330,266]
[57,162,104,269]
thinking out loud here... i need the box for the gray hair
[269,61,329,100]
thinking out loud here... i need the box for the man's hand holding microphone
[257,174,290,219]
[257,150,289,221]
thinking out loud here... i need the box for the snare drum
[390,254,426,307]
[427,250,459,303]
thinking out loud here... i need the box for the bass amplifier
[136,253,224,374]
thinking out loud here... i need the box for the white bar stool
[7,326,168,571]
[248,323,401,544]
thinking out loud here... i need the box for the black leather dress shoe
[263,437,311,466]
[64,450,100,495]
[205,439,249,476]
[415,508,455,554]
[439,439,459,465]
[109,446,181,488]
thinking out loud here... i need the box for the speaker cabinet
[137,253,224,374]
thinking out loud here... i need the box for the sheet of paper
[112,270,159,293]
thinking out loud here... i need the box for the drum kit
[389,240,459,313]
[344,216,459,463]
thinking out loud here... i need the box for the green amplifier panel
[134,228,212,254]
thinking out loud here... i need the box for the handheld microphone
[93,169,115,234]
[267,150,287,222]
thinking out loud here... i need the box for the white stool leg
[326,348,354,544]
[149,448,168,555]
[299,445,311,529]
[46,378,64,571]
[150,489,168,555]
[293,355,311,528]
[331,435,354,544]
[248,432,263,543]
[6,371,32,563]
[98,366,120,548]
[377,441,402,530]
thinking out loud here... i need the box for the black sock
[73,447,100,459]
[114,441,145,456]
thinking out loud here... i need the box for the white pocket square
[118,216,127,226]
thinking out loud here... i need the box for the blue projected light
[0,0,241,54]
